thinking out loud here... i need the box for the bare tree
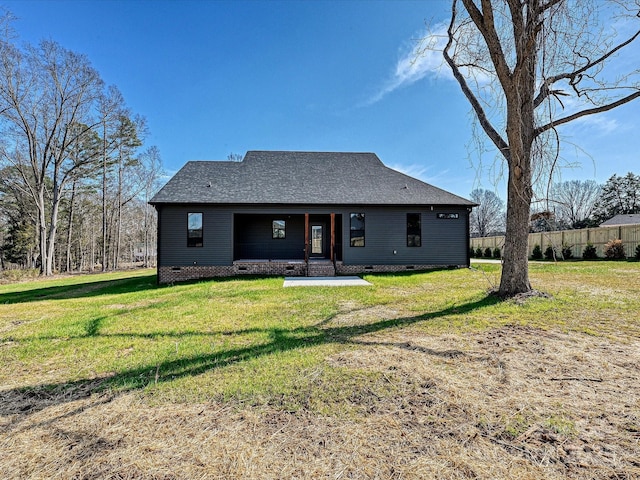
[0,39,104,275]
[550,179,601,228]
[440,0,640,296]
[97,86,125,272]
[227,152,244,162]
[0,13,159,276]
[470,188,506,236]
[112,114,145,269]
[139,146,163,267]
[61,126,101,272]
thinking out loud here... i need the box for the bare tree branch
[463,0,514,88]
[443,0,510,160]
[533,28,640,108]
[536,90,640,134]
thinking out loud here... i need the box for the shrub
[0,268,39,283]
[484,247,493,258]
[475,247,483,258]
[469,246,476,258]
[604,239,625,260]
[561,244,573,260]
[636,244,640,260]
[544,245,556,260]
[493,247,501,259]
[531,244,542,260]
[582,243,598,260]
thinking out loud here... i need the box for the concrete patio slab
[283,276,372,287]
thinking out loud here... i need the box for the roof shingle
[600,213,640,226]
[149,151,474,206]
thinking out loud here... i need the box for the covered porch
[233,213,342,262]
[233,213,343,275]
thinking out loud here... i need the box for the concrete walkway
[283,276,372,287]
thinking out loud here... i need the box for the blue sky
[3,0,639,199]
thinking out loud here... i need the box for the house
[149,151,476,284]
[600,213,640,227]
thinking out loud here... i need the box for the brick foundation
[158,261,307,284]
[158,262,465,284]
[335,263,463,275]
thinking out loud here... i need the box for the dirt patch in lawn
[1,325,639,479]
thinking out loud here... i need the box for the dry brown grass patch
[2,324,639,479]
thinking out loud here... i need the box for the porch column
[330,213,335,262]
[304,213,309,262]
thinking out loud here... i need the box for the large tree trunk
[45,188,61,276]
[102,120,108,272]
[500,169,533,296]
[115,152,123,270]
[91,222,96,272]
[37,190,49,275]
[497,0,538,297]
[65,180,77,272]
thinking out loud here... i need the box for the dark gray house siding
[234,213,306,260]
[155,204,470,282]
[157,204,233,266]
[150,151,476,283]
[339,206,469,266]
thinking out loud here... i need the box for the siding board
[159,205,233,266]
[157,204,470,268]
[341,206,469,266]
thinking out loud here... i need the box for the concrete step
[307,262,336,277]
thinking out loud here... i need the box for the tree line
[0,15,163,275]
[470,172,640,237]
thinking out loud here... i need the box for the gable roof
[600,213,640,226]
[150,151,475,207]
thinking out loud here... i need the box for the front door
[310,224,324,257]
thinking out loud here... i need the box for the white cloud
[365,25,449,106]
[388,163,449,185]
[572,114,620,135]
[555,94,623,135]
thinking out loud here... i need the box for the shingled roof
[600,213,640,226]
[149,151,474,206]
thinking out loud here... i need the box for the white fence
[470,225,640,258]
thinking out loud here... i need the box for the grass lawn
[1,262,639,479]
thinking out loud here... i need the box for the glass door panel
[311,225,323,255]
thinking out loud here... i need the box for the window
[187,212,203,247]
[407,213,421,247]
[272,220,286,239]
[350,213,365,247]
[437,213,459,219]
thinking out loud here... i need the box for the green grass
[1,262,639,408]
